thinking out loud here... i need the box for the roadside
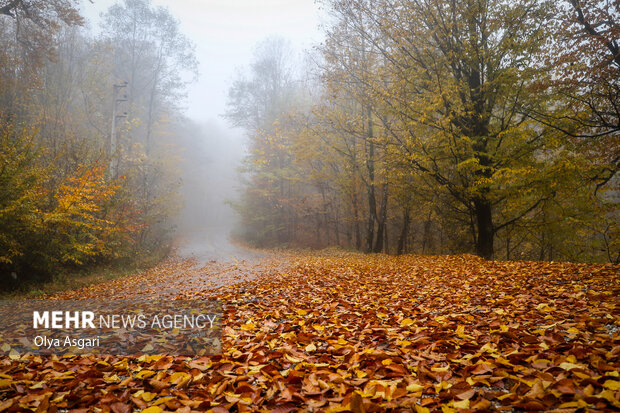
[1,232,268,300]
[0,253,166,300]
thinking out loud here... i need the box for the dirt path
[52,233,283,300]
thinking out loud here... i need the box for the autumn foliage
[1,251,618,411]
[228,0,619,263]
[0,0,196,283]
[0,122,142,278]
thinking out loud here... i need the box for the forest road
[174,227,265,264]
[51,228,281,300]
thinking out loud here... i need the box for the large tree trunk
[474,198,494,259]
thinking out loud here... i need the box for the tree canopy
[228,0,619,263]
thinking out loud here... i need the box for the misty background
[80,0,324,255]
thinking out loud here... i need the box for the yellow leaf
[536,303,555,312]
[407,382,424,392]
[296,309,307,316]
[415,406,430,413]
[453,399,470,409]
[240,322,255,331]
[169,372,191,386]
[52,374,74,380]
[558,400,588,408]
[435,381,452,393]
[603,380,620,391]
[104,374,121,383]
[497,393,514,401]
[400,318,414,327]
[305,343,317,352]
[141,407,162,413]
[597,389,620,406]
[135,370,156,380]
[559,362,585,371]
[285,354,302,363]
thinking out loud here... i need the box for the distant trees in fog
[227,0,619,263]
[0,0,197,282]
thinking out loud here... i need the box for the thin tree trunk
[365,105,376,253]
[353,193,361,250]
[397,208,411,255]
[422,210,432,254]
[373,183,388,253]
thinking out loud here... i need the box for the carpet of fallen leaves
[1,251,619,412]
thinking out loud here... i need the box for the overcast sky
[80,0,325,124]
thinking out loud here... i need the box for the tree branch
[569,0,620,68]
[0,0,21,17]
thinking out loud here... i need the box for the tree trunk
[365,105,376,253]
[422,210,432,254]
[474,198,494,259]
[352,194,361,250]
[506,237,511,260]
[366,187,376,252]
[397,208,410,255]
[373,183,388,253]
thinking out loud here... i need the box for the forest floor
[0,249,619,412]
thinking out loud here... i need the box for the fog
[79,0,324,260]
[172,120,248,261]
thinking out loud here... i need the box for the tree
[100,0,196,248]
[0,0,82,63]
[101,0,197,154]
[316,2,392,252]
[536,0,620,191]
[320,0,563,259]
[227,0,616,262]
[225,37,302,246]
[0,0,82,118]
[0,0,198,282]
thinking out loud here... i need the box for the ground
[0,240,619,412]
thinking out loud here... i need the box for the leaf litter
[0,251,618,412]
